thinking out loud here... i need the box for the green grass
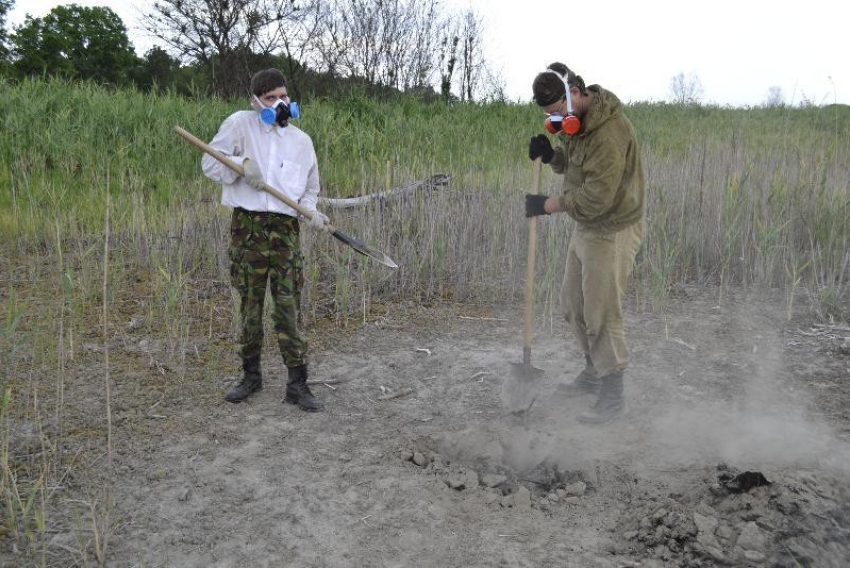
[1,76,848,338]
[0,78,539,238]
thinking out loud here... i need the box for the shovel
[174,125,398,269]
[502,157,545,413]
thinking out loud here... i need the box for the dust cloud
[439,308,850,479]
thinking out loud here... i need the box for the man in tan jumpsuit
[526,63,646,424]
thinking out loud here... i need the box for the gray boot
[225,355,263,403]
[578,371,624,424]
[556,354,600,397]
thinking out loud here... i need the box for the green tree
[11,4,139,84]
[0,0,13,66]
[134,46,181,92]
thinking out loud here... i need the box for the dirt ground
[4,285,850,567]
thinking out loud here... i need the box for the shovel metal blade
[332,229,398,269]
[502,353,545,413]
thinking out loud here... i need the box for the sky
[8,0,850,106]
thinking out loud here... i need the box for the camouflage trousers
[229,208,306,367]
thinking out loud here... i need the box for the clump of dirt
[611,464,850,567]
[406,426,850,568]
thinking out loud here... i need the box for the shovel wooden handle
[175,125,400,269]
[173,125,323,225]
[523,158,543,359]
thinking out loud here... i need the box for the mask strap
[542,68,573,114]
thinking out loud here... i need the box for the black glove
[525,194,550,218]
[528,134,554,164]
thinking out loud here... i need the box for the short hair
[251,69,287,97]
[532,62,587,106]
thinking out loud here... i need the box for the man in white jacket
[202,68,328,411]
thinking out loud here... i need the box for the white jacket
[202,110,320,216]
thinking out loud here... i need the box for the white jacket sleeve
[298,147,321,212]
[201,114,248,185]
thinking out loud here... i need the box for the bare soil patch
[3,286,850,567]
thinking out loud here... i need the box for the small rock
[736,521,766,553]
[742,549,766,563]
[148,468,168,481]
[500,480,518,496]
[704,545,727,564]
[501,486,532,510]
[446,474,465,490]
[652,507,669,522]
[623,530,638,540]
[412,451,429,467]
[177,488,191,502]
[693,512,718,535]
[716,523,734,541]
[556,488,567,499]
[562,481,586,497]
[694,536,727,563]
[563,496,581,506]
[719,470,771,493]
[401,448,414,461]
[445,468,478,491]
[547,492,560,503]
[654,544,671,561]
[482,491,499,505]
[479,473,507,488]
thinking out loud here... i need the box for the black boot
[578,371,624,424]
[285,365,323,412]
[556,354,600,397]
[225,356,262,403]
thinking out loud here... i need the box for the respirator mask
[254,94,300,127]
[542,70,581,136]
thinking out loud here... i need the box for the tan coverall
[549,85,646,377]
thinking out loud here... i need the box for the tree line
[0,0,503,102]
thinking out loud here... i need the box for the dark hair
[251,68,287,97]
[532,62,587,106]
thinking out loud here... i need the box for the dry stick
[813,324,850,332]
[669,337,697,351]
[102,186,113,468]
[317,174,451,209]
[377,388,415,401]
[98,185,115,565]
[55,218,65,474]
[306,377,355,386]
